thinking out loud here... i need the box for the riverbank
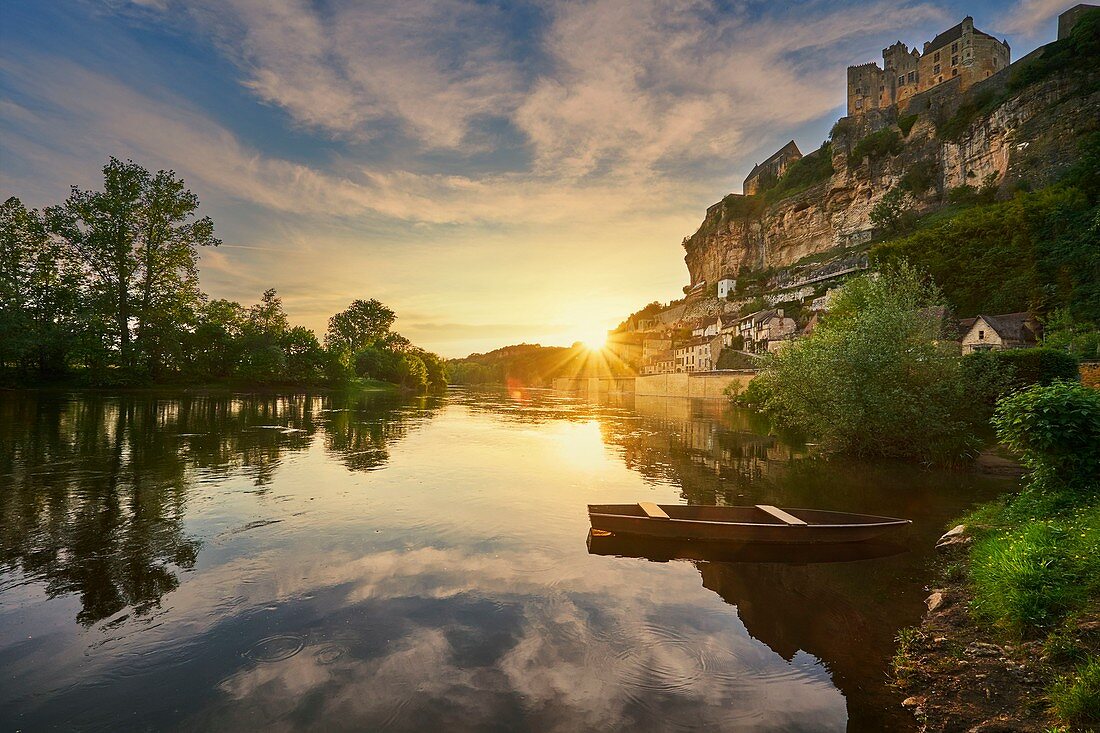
[893,529,1099,731]
[893,382,1100,732]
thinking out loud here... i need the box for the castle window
[934,63,941,74]
[952,55,958,65]
[952,68,958,77]
[934,51,940,61]
[899,75,905,85]
[952,42,958,52]
[908,71,916,82]
[855,99,863,109]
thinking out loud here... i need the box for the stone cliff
[683,48,1100,288]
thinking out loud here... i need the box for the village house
[717,275,736,299]
[651,350,675,375]
[737,309,797,354]
[692,316,721,339]
[959,312,1040,354]
[675,337,716,373]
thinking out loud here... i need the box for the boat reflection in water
[587,528,912,732]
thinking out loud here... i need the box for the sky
[0,0,1074,357]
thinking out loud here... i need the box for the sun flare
[578,330,608,351]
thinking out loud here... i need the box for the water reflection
[0,388,1005,732]
[0,391,439,626]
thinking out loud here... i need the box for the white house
[960,312,1039,354]
[717,276,736,299]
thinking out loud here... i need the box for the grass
[1049,658,1100,727]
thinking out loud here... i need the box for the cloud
[999,0,1069,35]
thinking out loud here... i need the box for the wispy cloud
[999,0,1069,35]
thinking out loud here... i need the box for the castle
[847,16,1010,116]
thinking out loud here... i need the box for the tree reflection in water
[0,390,439,625]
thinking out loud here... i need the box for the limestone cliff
[683,53,1100,288]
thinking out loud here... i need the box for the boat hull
[588,504,910,544]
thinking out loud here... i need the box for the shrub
[849,129,903,167]
[937,88,1004,141]
[870,188,917,236]
[762,142,835,201]
[745,263,979,462]
[900,160,938,194]
[992,380,1100,490]
[897,114,919,137]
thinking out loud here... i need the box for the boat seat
[756,504,807,525]
[638,502,670,520]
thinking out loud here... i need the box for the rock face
[682,62,1100,288]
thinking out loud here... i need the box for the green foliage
[870,188,917,236]
[969,514,1100,634]
[962,348,1081,410]
[936,88,1004,142]
[849,129,902,167]
[993,381,1100,490]
[1042,309,1100,361]
[761,143,835,202]
[899,160,938,194]
[743,263,979,462]
[1008,8,1100,93]
[872,185,1100,321]
[46,158,220,379]
[829,118,855,141]
[897,114,919,137]
[716,348,755,369]
[2,157,442,391]
[325,298,396,352]
[1049,657,1100,727]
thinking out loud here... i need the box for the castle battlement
[847,15,1009,116]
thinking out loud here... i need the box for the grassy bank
[895,381,1100,731]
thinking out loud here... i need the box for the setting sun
[578,330,608,351]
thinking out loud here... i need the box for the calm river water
[0,388,1007,732]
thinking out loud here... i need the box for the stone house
[675,337,715,372]
[692,316,721,339]
[743,141,802,195]
[737,309,797,353]
[959,312,1040,354]
[847,16,1010,115]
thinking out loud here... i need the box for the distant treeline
[0,158,445,391]
[448,342,634,386]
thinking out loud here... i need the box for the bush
[849,129,903,167]
[897,114,919,137]
[870,188,917,236]
[962,347,1080,407]
[744,263,980,462]
[936,88,1004,141]
[992,380,1100,489]
[900,160,938,194]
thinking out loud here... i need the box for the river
[0,388,1007,731]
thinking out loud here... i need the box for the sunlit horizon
[0,1,1057,359]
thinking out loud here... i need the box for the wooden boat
[587,502,911,544]
[585,529,907,563]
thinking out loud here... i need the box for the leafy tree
[1,197,81,376]
[325,299,396,353]
[247,288,289,336]
[281,326,326,383]
[870,188,917,236]
[743,263,979,462]
[395,353,429,390]
[46,158,217,377]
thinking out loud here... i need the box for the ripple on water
[244,635,305,663]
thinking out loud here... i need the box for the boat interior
[587,504,905,526]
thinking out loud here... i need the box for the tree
[0,197,81,376]
[743,263,979,462]
[324,299,396,353]
[46,158,218,376]
[281,326,326,383]
[870,188,916,237]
